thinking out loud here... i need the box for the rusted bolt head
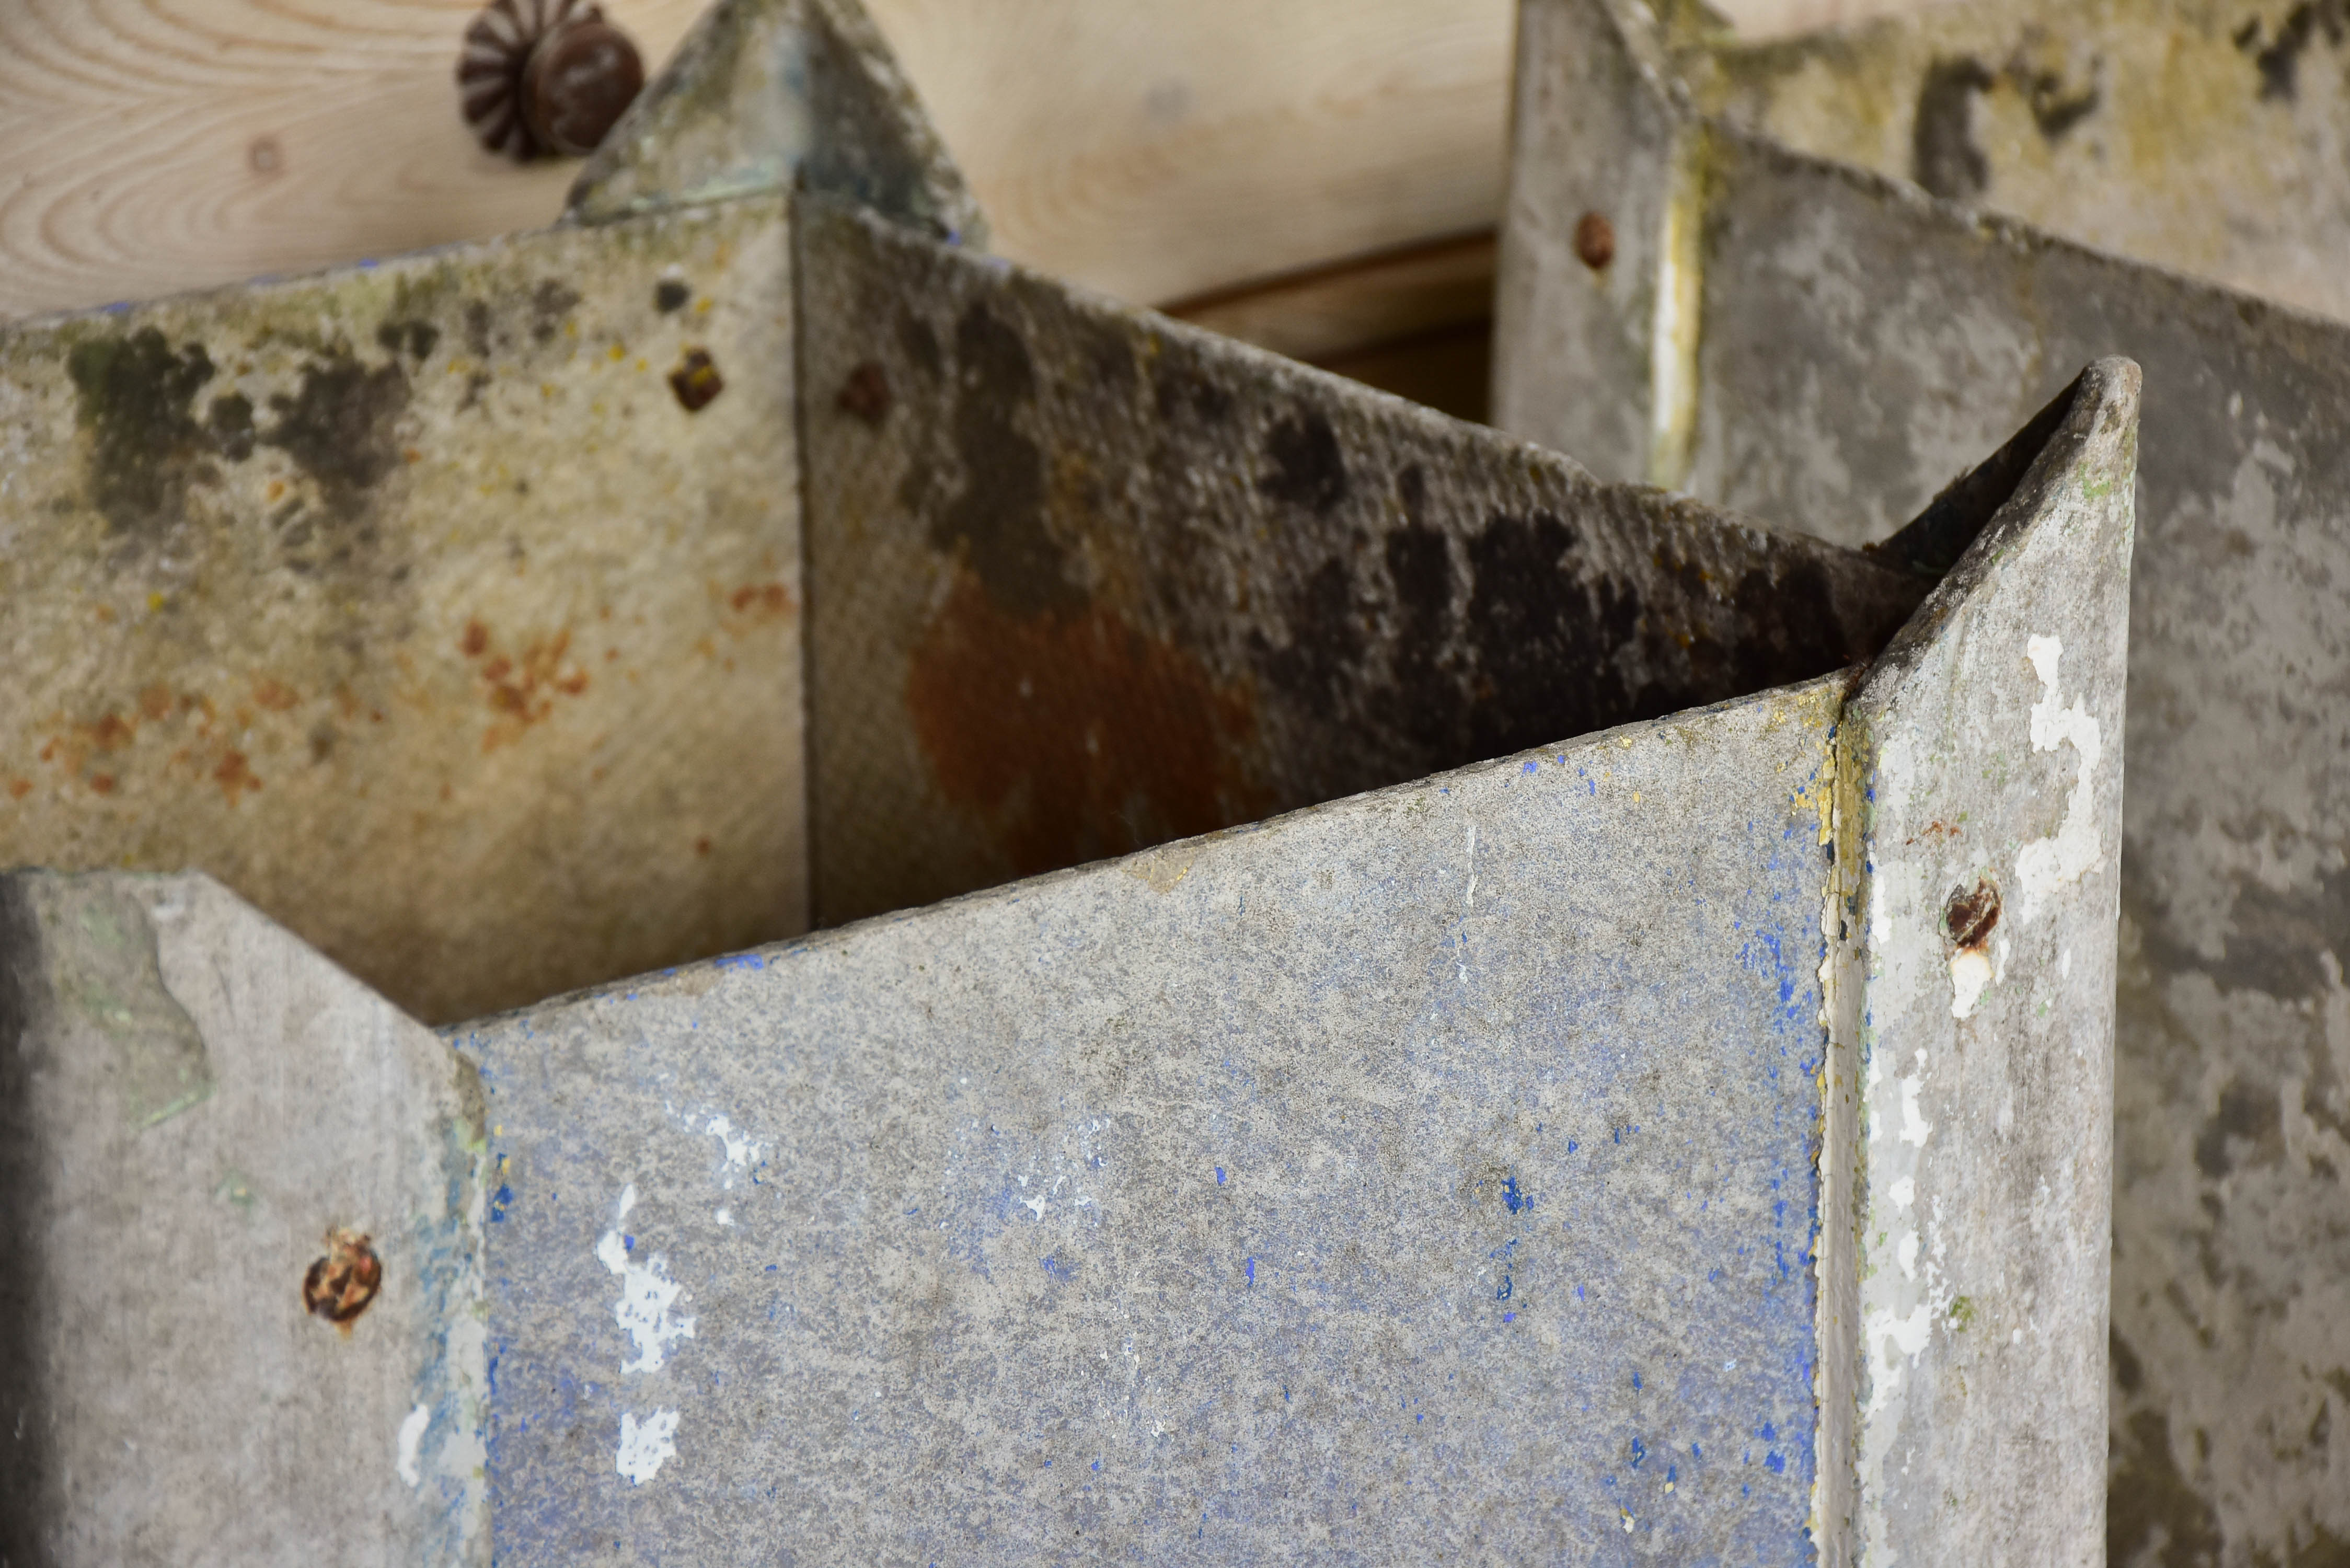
[523,18,644,156]
[1573,211,1616,271]
[1945,877,2001,950]
[838,361,892,425]
[669,347,724,412]
[303,1228,383,1329]
[458,0,643,161]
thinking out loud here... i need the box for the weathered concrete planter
[1494,1,2350,1560]
[2,0,2140,1558]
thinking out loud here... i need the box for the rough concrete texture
[0,870,489,1565]
[796,193,1925,928]
[1821,362,2138,1565]
[459,680,1848,1561]
[0,198,804,1024]
[454,361,2129,1561]
[1497,3,2350,1560]
[566,0,988,247]
[0,233,2131,1555]
[1676,0,2350,328]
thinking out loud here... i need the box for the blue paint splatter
[1632,1370,1642,1390]
[1759,1422,1776,1440]
[1495,1274,1513,1301]
[1521,759,1538,774]
[1246,1258,1256,1287]
[1092,1459,1100,1472]
[1631,1436,1647,1468]
[1766,1451,1787,1474]
[1502,1173,1531,1214]
[1215,1167,1226,1185]
[488,1183,514,1222]
[1691,1443,1702,1459]
[1502,1312,1515,1323]
[713,953,766,971]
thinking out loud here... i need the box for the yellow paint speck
[146,592,165,612]
[609,343,626,361]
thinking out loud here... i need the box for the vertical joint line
[1646,125,1706,491]
[1811,716,1864,1567]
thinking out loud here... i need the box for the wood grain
[0,0,1918,322]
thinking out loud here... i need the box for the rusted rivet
[668,347,724,412]
[1573,211,1616,271]
[303,1228,383,1330]
[838,361,892,425]
[1945,877,2000,950]
[457,0,643,162]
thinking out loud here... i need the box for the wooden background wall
[0,0,1935,325]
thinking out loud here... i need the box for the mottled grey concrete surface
[1497,3,2350,1560]
[567,0,987,246]
[1678,0,2350,329]
[452,353,2129,1562]
[0,870,489,1565]
[0,199,804,1024]
[1822,361,2137,1566]
[462,681,1849,1562]
[797,194,1923,928]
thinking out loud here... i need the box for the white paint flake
[1897,1056,1933,1147]
[1948,947,1991,1019]
[705,1115,763,1180]
[616,1409,679,1485]
[396,1402,431,1488]
[2014,636,2104,925]
[595,1184,696,1374]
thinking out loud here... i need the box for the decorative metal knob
[458,0,646,162]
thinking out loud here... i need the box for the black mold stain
[530,279,582,344]
[373,319,441,361]
[65,327,216,531]
[1462,511,1636,759]
[207,392,256,462]
[654,278,690,313]
[2020,68,2101,140]
[1384,520,1454,734]
[463,299,494,358]
[1720,557,1851,691]
[897,312,942,378]
[1260,408,1350,515]
[1152,359,1234,425]
[2242,1,2347,99]
[2108,1407,2224,1568]
[930,301,1082,617]
[2193,1077,2282,1178]
[2112,1327,2146,1397]
[1260,558,1364,714]
[1396,463,1429,526]
[263,352,412,503]
[1914,56,1996,200]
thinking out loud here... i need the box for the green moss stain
[1947,1295,1977,1330]
[263,352,412,503]
[65,327,217,531]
